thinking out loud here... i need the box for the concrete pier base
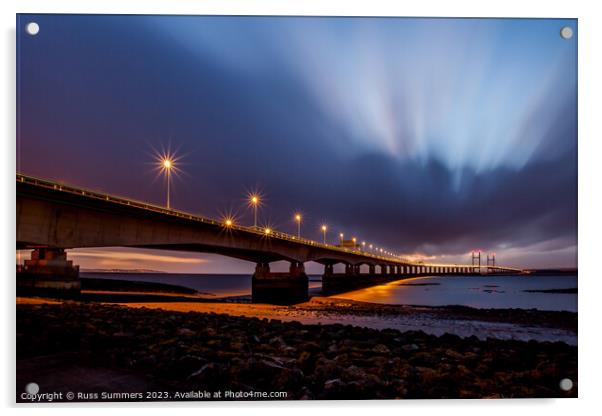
[17,248,80,298]
[252,262,308,304]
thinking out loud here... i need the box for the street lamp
[294,213,301,238]
[321,225,327,244]
[339,233,344,245]
[161,158,173,209]
[249,194,260,228]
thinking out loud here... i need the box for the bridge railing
[16,173,396,262]
[16,173,524,272]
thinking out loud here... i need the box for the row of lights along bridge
[158,154,401,259]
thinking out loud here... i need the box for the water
[81,273,323,299]
[81,273,577,312]
[336,275,578,312]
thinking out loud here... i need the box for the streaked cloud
[18,16,577,269]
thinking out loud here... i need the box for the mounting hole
[559,378,573,391]
[25,22,40,36]
[25,382,39,395]
[560,26,573,40]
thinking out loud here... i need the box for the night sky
[16,15,577,273]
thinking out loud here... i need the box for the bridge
[16,174,525,303]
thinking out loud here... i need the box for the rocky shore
[17,301,577,401]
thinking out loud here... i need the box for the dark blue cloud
[17,15,577,269]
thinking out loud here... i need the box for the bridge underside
[16,178,522,304]
[17,246,494,304]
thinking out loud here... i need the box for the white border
[2,1,600,414]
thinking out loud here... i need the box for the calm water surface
[337,275,577,312]
[81,273,577,312]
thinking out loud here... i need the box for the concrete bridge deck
[16,174,525,303]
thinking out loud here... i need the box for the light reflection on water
[336,275,577,312]
[81,273,577,312]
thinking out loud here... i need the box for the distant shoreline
[81,269,578,276]
[81,269,168,274]
[80,277,201,295]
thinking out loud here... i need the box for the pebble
[16,302,578,400]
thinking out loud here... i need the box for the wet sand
[17,294,577,345]
[120,297,577,345]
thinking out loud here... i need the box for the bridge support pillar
[345,264,354,275]
[17,248,80,297]
[369,264,376,275]
[252,261,308,304]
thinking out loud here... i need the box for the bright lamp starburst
[150,145,184,210]
[245,190,264,228]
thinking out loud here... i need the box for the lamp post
[339,233,344,245]
[250,195,259,228]
[295,213,301,238]
[161,158,173,209]
[321,225,327,244]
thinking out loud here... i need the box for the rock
[416,366,439,384]
[323,378,345,394]
[314,358,341,381]
[372,344,390,354]
[455,364,473,379]
[444,348,465,361]
[342,365,367,381]
[16,298,578,401]
[269,336,286,348]
[187,362,228,388]
[177,328,195,336]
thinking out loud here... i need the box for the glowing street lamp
[339,233,344,245]
[249,194,260,228]
[361,241,366,251]
[294,213,302,238]
[160,158,174,209]
[321,225,327,244]
[152,146,182,210]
